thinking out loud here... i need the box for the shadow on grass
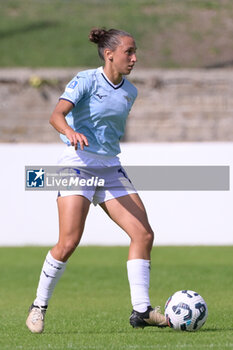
[45,329,171,335]
[200,327,233,332]
[46,327,233,335]
[0,21,59,39]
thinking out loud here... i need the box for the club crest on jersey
[124,95,132,102]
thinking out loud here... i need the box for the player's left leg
[99,193,167,328]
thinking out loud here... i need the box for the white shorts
[57,146,137,205]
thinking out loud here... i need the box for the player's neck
[103,66,123,85]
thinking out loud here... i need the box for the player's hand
[64,128,89,151]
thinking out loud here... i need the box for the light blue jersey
[59,67,137,156]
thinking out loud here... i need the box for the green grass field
[0,246,232,350]
[1,0,233,68]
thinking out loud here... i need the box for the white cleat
[26,304,47,333]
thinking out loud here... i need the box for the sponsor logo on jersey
[95,92,107,100]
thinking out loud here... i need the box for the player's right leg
[100,193,167,328]
[26,195,90,333]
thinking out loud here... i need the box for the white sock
[127,259,151,313]
[34,251,67,307]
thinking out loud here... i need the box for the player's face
[111,36,137,75]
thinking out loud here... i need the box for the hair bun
[89,28,107,44]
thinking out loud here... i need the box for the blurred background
[1,0,233,142]
[0,0,232,245]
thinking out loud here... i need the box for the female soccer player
[26,28,167,333]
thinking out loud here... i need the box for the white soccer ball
[165,290,208,331]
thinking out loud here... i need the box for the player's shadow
[48,328,168,334]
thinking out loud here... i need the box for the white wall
[0,142,232,246]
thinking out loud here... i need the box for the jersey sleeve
[128,84,138,112]
[132,86,138,104]
[59,73,90,106]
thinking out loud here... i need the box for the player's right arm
[49,99,88,150]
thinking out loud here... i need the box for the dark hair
[89,27,133,60]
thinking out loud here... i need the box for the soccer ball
[165,290,208,331]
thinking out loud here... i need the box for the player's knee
[56,239,79,261]
[145,229,154,248]
[133,227,154,248]
[140,228,154,250]
[64,239,79,253]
